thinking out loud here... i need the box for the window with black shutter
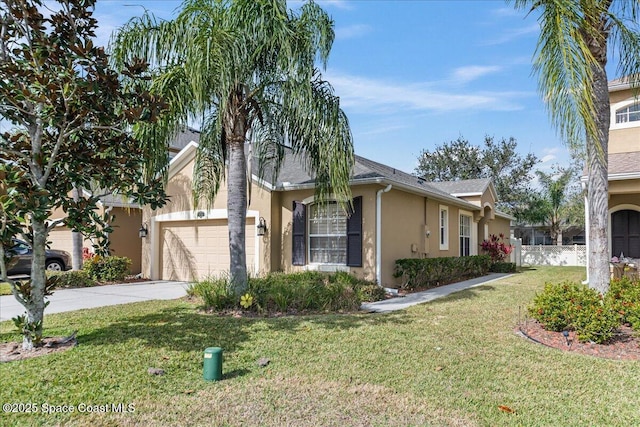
[292,201,306,265]
[347,196,363,266]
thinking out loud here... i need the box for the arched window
[615,103,640,124]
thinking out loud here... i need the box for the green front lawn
[0,282,10,295]
[2,267,639,426]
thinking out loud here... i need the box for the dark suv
[6,239,72,275]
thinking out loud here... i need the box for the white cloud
[480,24,539,46]
[491,7,522,18]
[326,71,526,114]
[451,65,502,84]
[335,24,372,40]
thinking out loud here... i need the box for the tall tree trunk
[23,219,48,350]
[226,113,248,296]
[586,64,610,294]
[71,186,83,270]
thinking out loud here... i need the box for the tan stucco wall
[47,204,141,273]
[487,217,511,240]
[610,179,640,195]
[109,207,142,274]
[276,185,378,282]
[276,185,488,286]
[610,192,640,210]
[609,87,639,153]
[610,127,640,154]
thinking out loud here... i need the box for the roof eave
[275,177,482,211]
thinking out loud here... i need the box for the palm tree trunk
[226,113,248,296]
[586,64,610,294]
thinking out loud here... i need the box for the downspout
[376,184,392,286]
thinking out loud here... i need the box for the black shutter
[292,201,306,265]
[346,196,363,267]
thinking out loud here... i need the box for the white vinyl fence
[520,244,587,267]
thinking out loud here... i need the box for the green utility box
[203,347,223,381]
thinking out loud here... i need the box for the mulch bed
[0,335,77,363]
[517,320,640,360]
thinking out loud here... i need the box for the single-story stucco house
[581,77,640,263]
[141,140,512,286]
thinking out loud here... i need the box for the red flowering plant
[480,233,513,263]
[82,247,95,261]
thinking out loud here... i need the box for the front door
[612,210,640,258]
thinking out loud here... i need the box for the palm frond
[193,110,226,208]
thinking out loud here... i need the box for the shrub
[83,255,131,282]
[394,255,491,291]
[187,276,235,311]
[489,262,517,273]
[529,281,621,344]
[569,290,619,343]
[607,276,640,331]
[46,270,95,288]
[529,281,580,331]
[188,271,384,314]
[480,234,513,263]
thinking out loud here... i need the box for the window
[439,206,449,250]
[460,214,471,257]
[292,197,362,267]
[615,103,640,124]
[308,202,347,264]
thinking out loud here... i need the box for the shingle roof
[428,178,492,195]
[169,127,200,157]
[256,148,483,209]
[173,139,496,211]
[610,151,640,175]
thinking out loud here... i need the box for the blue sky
[91,0,622,175]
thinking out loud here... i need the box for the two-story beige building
[582,77,640,261]
[607,78,640,259]
[142,141,512,286]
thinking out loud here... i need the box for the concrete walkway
[0,273,512,320]
[361,273,512,313]
[0,281,190,321]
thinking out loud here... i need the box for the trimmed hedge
[83,255,131,282]
[394,255,492,291]
[46,270,96,288]
[489,262,517,273]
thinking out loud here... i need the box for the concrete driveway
[0,281,190,321]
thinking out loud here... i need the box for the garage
[48,226,74,255]
[159,218,256,282]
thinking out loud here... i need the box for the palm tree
[534,167,576,245]
[512,0,640,293]
[111,0,354,296]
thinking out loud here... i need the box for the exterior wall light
[257,217,267,236]
[139,224,148,238]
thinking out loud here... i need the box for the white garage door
[159,218,255,282]
[48,227,74,255]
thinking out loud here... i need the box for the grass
[1,267,639,426]
[0,282,10,295]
